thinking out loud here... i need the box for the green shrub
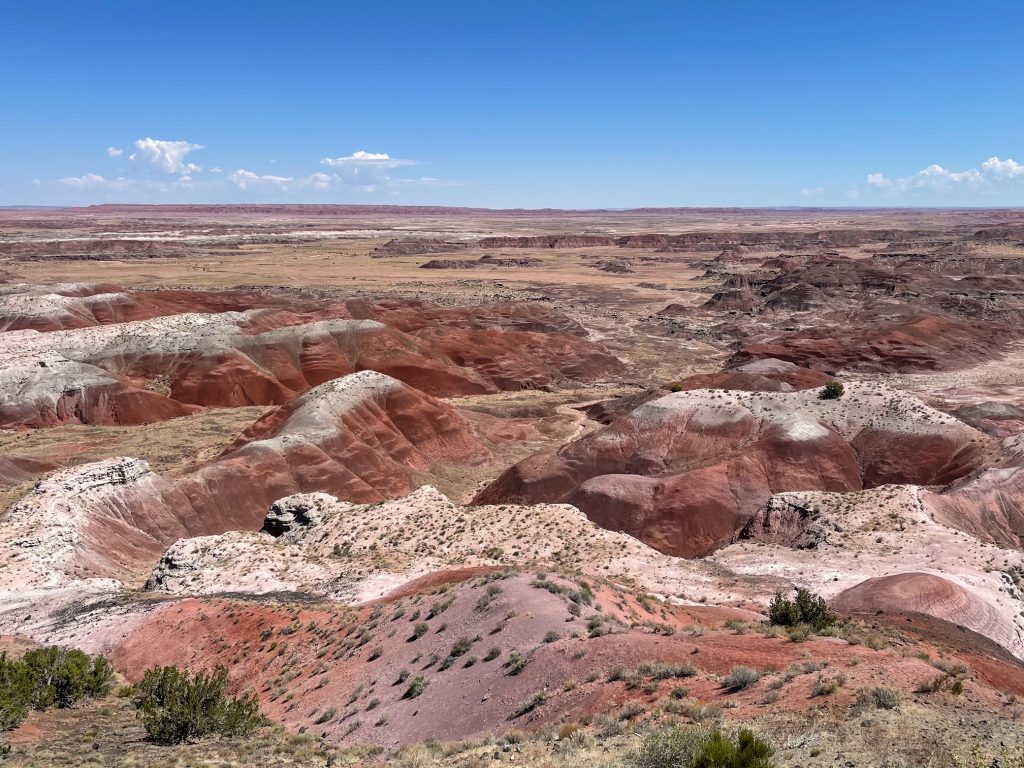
[632,725,710,768]
[1,647,113,735]
[0,655,32,732]
[692,729,774,768]
[403,676,429,699]
[768,588,835,630]
[819,381,845,400]
[634,725,774,767]
[861,686,900,710]
[504,649,532,676]
[22,646,114,709]
[722,666,762,692]
[133,665,264,744]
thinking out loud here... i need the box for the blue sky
[2,1,1022,207]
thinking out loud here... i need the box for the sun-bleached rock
[145,485,730,604]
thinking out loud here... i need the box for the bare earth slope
[476,383,991,556]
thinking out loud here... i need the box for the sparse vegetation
[403,676,429,699]
[767,588,836,630]
[858,686,900,710]
[721,666,762,692]
[512,690,547,719]
[820,381,845,400]
[632,724,774,768]
[0,647,113,736]
[132,665,264,744]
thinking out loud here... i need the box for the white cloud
[981,156,1024,178]
[51,144,457,199]
[317,151,418,187]
[60,173,128,190]
[58,173,198,194]
[132,137,204,174]
[800,186,824,196]
[307,172,335,190]
[865,155,1023,194]
[228,169,294,190]
[320,151,416,169]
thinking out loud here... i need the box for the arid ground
[3,204,1024,766]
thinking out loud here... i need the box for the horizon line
[5,203,1024,214]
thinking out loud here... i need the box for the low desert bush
[857,686,900,710]
[721,666,762,692]
[632,725,774,768]
[132,665,264,744]
[819,381,845,400]
[768,588,836,630]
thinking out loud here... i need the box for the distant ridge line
[50,203,1019,216]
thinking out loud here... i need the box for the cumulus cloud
[228,169,294,190]
[131,137,204,174]
[307,172,335,190]
[317,151,418,187]
[865,155,1024,194]
[320,151,416,168]
[981,156,1024,178]
[53,143,456,199]
[800,186,824,196]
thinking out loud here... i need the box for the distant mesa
[420,254,543,269]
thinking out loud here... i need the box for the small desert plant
[133,665,264,744]
[314,707,337,724]
[691,728,775,767]
[504,649,531,676]
[639,661,697,679]
[403,676,429,699]
[820,381,845,400]
[619,700,646,721]
[810,674,845,697]
[858,686,900,710]
[511,690,547,719]
[722,666,762,692]
[631,725,709,768]
[768,588,836,630]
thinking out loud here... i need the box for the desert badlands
[3,204,1024,766]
